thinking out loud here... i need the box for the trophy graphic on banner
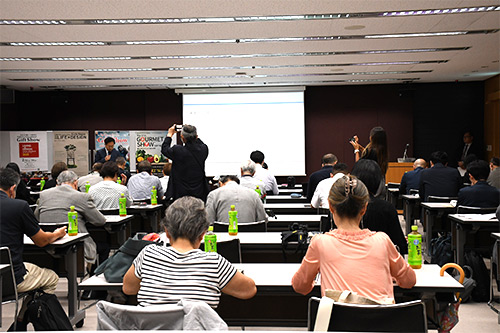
[64,144,77,168]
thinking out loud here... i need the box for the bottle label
[151,190,157,205]
[204,235,217,252]
[408,234,422,266]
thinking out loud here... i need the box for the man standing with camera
[161,124,209,202]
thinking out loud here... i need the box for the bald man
[399,158,426,195]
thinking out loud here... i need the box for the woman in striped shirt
[123,196,256,308]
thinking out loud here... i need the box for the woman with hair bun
[292,175,415,304]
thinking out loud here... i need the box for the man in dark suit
[306,153,338,202]
[457,131,483,169]
[399,158,426,195]
[95,137,120,163]
[419,151,462,201]
[458,160,500,208]
[161,124,209,202]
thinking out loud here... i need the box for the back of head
[464,154,478,168]
[115,156,126,167]
[240,160,256,175]
[332,162,349,175]
[328,175,369,219]
[367,126,388,174]
[5,162,21,175]
[100,161,119,179]
[351,159,382,195]
[414,159,426,169]
[92,162,103,172]
[57,170,78,185]
[163,162,172,176]
[322,154,338,165]
[491,157,500,167]
[162,196,209,245]
[250,150,265,164]
[0,168,20,191]
[467,160,490,181]
[181,124,197,143]
[51,162,68,179]
[220,175,240,185]
[138,160,152,174]
[430,151,448,165]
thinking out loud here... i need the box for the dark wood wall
[1,81,484,181]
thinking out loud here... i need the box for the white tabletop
[448,213,498,222]
[267,195,306,199]
[0,264,10,272]
[279,184,302,189]
[214,232,282,245]
[129,204,163,210]
[277,188,303,194]
[264,203,313,209]
[24,233,89,245]
[103,215,134,223]
[269,214,325,223]
[402,194,420,200]
[420,202,455,209]
[492,233,500,240]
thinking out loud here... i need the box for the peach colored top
[291,229,416,303]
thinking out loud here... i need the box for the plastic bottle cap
[70,205,75,211]
[230,205,235,209]
[411,225,418,231]
[152,186,156,189]
[121,193,125,197]
[208,226,214,231]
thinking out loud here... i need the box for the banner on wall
[95,130,130,164]
[10,131,49,171]
[53,131,89,176]
[130,131,169,172]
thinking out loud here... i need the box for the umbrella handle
[440,263,464,299]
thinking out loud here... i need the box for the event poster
[53,131,89,176]
[10,131,49,171]
[129,131,169,171]
[95,130,130,163]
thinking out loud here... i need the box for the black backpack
[25,290,73,331]
[430,233,453,267]
[281,223,309,262]
[464,250,490,302]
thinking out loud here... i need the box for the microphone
[403,143,410,159]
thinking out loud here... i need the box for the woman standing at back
[291,175,415,304]
[350,126,389,176]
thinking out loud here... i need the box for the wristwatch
[354,149,360,154]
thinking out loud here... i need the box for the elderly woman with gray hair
[123,196,256,308]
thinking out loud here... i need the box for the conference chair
[1,247,29,330]
[217,238,242,263]
[307,297,427,332]
[456,205,497,214]
[427,196,458,203]
[213,220,267,232]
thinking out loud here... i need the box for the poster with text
[53,131,89,176]
[130,131,169,171]
[95,131,130,165]
[10,131,49,171]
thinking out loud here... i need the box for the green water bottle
[40,179,45,191]
[68,205,78,236]
[255,185,262,198]
[228,205,238,236]
[408,225,422,269]
[151,186,157,205]
[204,226,217,252]
[119,193,127,216]
[85,181,90,193]
[117,177,121,185]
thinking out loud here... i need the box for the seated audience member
[88,161,132,210]
[460,154,478,186]
[122,196,257,308]
[43,161,67,190]
[77,162,103,192]
[0,168,67,329]
[159,162,172,195]
[458,160,500,208]
[399,158,426,195]
[419,151,462,201]
[292,175,416,303]
[239,160,266,199]
[5,162,35,204]
[116,157,131,185]
[488,157,500,189]
[95,137,120,163]
[206,175,267,223]
[306,153,338,202]
[351,159,408,254]
[311,163,348,209]
[128,161,164,200]
[35,170,107,267]
[250,150,278,195]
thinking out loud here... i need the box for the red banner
[19,142,39,158]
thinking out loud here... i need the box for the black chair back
[427,196,458,203]
[213,220,267,232]
[1,247,18,301]
[217,239,242,263]
[456,205,497,214]
[307,297,427,332]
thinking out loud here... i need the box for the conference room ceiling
[0,0,499,91]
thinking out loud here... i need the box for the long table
[79,263,463,327]
[448,213,499,267]
[264,203,317,215]
[266,195,308,204]
[267,214,326,232]
[24,233,89,327]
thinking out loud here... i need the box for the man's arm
[83,194,106,226]
[94,149,106,164]
[221,271,256,299]
[30,227,67,247]
[123,264,141,295]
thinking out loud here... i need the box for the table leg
[404,200,414,235]
[0,274,3,328]
[425,210,435,258]
[149,211,159,232]
[65,244,86,326]
[455,223,466,267]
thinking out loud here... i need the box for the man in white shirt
[127,161,164,200]
[311,163,348,209]
[250,150,278,195]
[88,161,132,210]
[239,160,266,199]
[77,162,103,192]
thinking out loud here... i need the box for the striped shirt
[133,244,237,308]
[88,180,132,210]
